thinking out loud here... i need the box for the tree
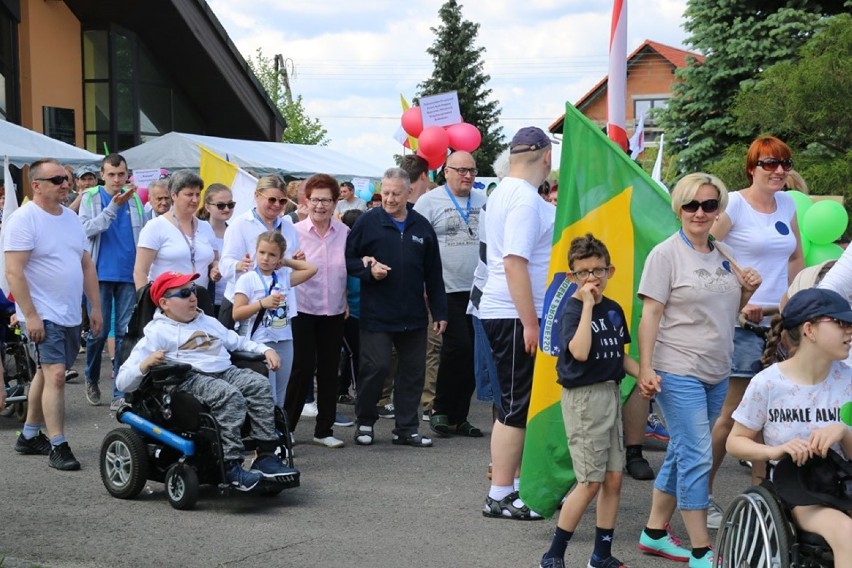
[662,0,850,173]
[246,48,330,146]
[417,0,504,176]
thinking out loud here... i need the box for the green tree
[246,48,330,146]
[417,0,504,176]
[662,0,850,173]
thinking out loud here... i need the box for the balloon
[401,107,423,138]
[786,190,813,228]
[803,199,848,245]
[417,148,446,171]
[136,187,149,205]
[800,236,812,260]
[804,242,844,267]
[417,126,450,158]
[446,122,482,152]
[356,186,373,202]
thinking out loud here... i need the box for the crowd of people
[0,129,849,568]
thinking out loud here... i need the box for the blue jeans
[472,316,499,403]
[85,281,136,401]
[653,371,728,510]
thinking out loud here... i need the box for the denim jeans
[85,281,136,401]
[653,371,728,510]
[472,316,499,403]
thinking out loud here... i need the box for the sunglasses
[162,285,197,300]
[210,201,236,210]
[681,199,720,213]
[756,158,793,172]
[257,192,288,206]
[36,175,69,185]
[814,317,852,330]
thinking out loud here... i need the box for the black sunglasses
[681,199,720,213]
[162,285,197,300]
[36,175,69,185]
[210,201,236,210]
[756,158,793,172]
[257,192,288,206]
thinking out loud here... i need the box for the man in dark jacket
[345,167,447,448]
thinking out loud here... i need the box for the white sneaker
[707,495,724,529]
[109,398,126,412]
[312,436,344,448]
[302,401,318,417]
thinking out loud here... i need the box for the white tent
[122,131,383,179]
[0,120,102,167]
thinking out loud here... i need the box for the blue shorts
[730,327,764,378]
[22,320,81,368]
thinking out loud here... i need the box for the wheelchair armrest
[230,350,265,364]
[145,362,193,386]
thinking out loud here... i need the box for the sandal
[392,433,433,447]
[354,425,374,446]
[429,414,452,437]
[453,421,483,437]
[482,491,543,521]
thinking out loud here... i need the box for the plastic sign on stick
[419,91,462,128]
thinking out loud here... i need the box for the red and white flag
[607,0,629,152]
[629,112,646,159]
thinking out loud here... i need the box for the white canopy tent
[0,120,103,167]
[122,131,383,180]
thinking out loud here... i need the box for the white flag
[652,134,668,192]
[0,155,21,294]
[629,112,646,160]
[230,167,259,220]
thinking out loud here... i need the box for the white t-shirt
[3,202,87,326]
[233,269,296,343]
[413,186,486,292]
[638,233,742,384]
[721,191,797,309]
[733,360,851,461]
[479,177,555,319]
[137,215,216,287]
[818,246,852,365]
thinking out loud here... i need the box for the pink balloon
[401,107,424,138]
[418,126,450,158]
[136,187,149,205]
[417,148,446,171]
[447,122,482,152]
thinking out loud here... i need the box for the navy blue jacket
[345,206,447,332]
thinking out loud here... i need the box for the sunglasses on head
[257,192,288,206]
[681,199,719,213]
[756,158,793,172]
[162,285,197,300]
[36,175,69,185]
[210,201,236,210]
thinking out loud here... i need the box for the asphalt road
[1,352,751,568]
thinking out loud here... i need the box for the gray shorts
[561,381,624,483]
[22,320,80,368]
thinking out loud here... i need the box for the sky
[204,0,691,173]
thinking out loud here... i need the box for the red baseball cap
[150,272,200,304]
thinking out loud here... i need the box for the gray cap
[75,164,99,179]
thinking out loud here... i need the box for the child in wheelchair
[727,288,852,567]
[116,271,294,493]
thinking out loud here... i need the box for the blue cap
[782,288,852,330]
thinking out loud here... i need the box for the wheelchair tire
[14,400,27,422]
[100,428,149,500]
[165,463,199,510]
[715,485,792,568]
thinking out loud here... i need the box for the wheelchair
[1,314,35,423]
[714,481,835,568]
[99,284,299,510]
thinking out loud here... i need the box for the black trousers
[285,312,345,438]
[338,315,360,396]
[432,292,476,423]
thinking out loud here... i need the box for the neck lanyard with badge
[444,184,473,237]
[255,267,286,328]
[170,211,197,272]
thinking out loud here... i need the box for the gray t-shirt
[638,232,742,384]
[414,186,486,293]
[335,197,367,215]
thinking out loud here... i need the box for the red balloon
[447,122,482,152]
[401,107,424,138]
[136,187,149,205]
[417,148,446,171]
[418,126,450,158]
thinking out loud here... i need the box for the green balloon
[801,237,812,260]
[842,402,852,426]
[787,190,813,228]
[803,200,848,245]
[804,242,844,266]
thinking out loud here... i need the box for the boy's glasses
[211,201,236,210]
[162,285,197,300]
[570,267,610,280]
[756,158,793,172]
[681,199,719,213]
[814,317,852,330]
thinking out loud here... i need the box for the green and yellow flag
[519,103,677,518]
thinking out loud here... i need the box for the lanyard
[169,211,197,272]
[254,266,278,296]
[252,208,282,230]
[678,229,714,252]
[444,185,474,237]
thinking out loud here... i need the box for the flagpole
[606,0,629,152]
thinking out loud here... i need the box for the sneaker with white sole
[225,460,261,492]
[249,455,299,482]
[334,412,354,427]
[638,526,690,562]
[85,383,101,406]
[109,398,126,412]
[376,403,395,419]
[354,425,374,446]
[312,435,344,448]
[301,401,318,417]
[707,495,724,529]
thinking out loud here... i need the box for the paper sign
[132,168,162,188]
[419,91,462,128]
[351,177,371,194]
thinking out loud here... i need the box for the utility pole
[273,54,295,106]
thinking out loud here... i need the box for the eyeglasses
[814,317,852,330]
[257,192,287,206]
[36,175,69,185]
[446,166,478,177]
[309,198,333,206]
[162,285,197,300]
[210,201,236,210]
[570,267,611,280]
[756,158,794,172]
[681,199,720,213]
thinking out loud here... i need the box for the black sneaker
[626,456,655,480]
[48,442,81,471]
[15,431,51,455]
[86,383,101,406]
[376,403,395,419]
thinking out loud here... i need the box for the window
[0,6,18,122]
[633,97,668,127]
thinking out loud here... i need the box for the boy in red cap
[116,271,295,492]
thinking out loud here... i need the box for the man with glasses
[334,181,367,217]
[414,151,486,438]
[78,153,147,410]
[6,158,103,470]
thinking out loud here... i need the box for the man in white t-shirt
[479,127,555,520]
[6,158,102,471]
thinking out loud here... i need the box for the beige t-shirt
[638,233,742,384]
